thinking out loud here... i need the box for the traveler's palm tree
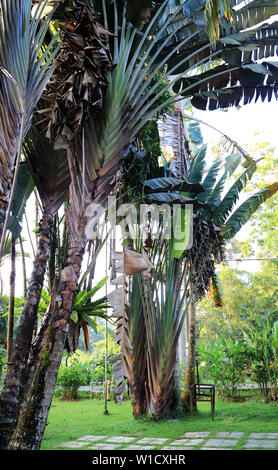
[125,113,278,418]
[3,0,278,449]
[146,148,278,299]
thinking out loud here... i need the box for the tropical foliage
[197,338,249,399]
[0,0,278,450]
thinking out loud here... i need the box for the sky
[194,100,278,154]
[0,98,277,297]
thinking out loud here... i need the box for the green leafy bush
[197,338,249,399]
[57,357,87,400]
[243,317,278,400]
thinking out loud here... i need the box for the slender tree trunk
[34,189,39,251]
[19,234,27,297]
[19,279,58,409]
[48,215,58,292]
[8,238,85,450]
[0,209,53,449]
[6,235,16,367]
[172,346,183,413]
[183,290,197,407]
[178,320,187,373]
[172,260,183,413]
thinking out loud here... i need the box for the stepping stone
[249,433,278,439]
[105,436,137,443]
[167,419,181,423]
[59,441,89,448]
[204,439,238,448]
[202,448,231,450]
[170,439,203,446]
[162,446,194,450]
[136,438,169,445]
[77,435,108,442]
[88,443,120,450]
[244,440,278,449]
[125,445,155,450]
[183,432,210,438]
[215,432,244,438]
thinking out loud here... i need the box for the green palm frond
[144,177,203,194]
[188,146,207,184]
[205,152,242,210]
[7,162,35,240]
[142,248,186,418]
[197,157,222,203]
[213,161,258,225]
[23,121,70,215]
[221,182,278,240]
[68,276,110,352]
[38,0,278,221]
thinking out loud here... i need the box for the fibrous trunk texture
[8,241,85,450]
[20,280,58,408]
[0,209,53,449]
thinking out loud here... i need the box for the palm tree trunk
[0,209,53,449]
[8,238,85,450]
[171,261,183,413]
[6,235,16,367]
[178,320,187,373]
[19,279,58,409]
[172,346,183,413]
[183,293,197,408]
[48,214,58,292]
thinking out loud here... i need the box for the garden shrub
[197,338,249,399]
[57,357,87,400]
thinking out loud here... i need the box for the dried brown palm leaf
[189,217,225,301]
[38,1,114,150]
[158,106,191,180]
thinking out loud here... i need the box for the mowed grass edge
[41,394,278,450]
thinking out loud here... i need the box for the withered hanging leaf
[189,217,225,302]
[38,2,115,149]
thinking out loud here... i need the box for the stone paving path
[57,431,278,451]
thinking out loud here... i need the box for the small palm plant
[67,276,110,353]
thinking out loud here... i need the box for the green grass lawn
[41,392,278,450]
